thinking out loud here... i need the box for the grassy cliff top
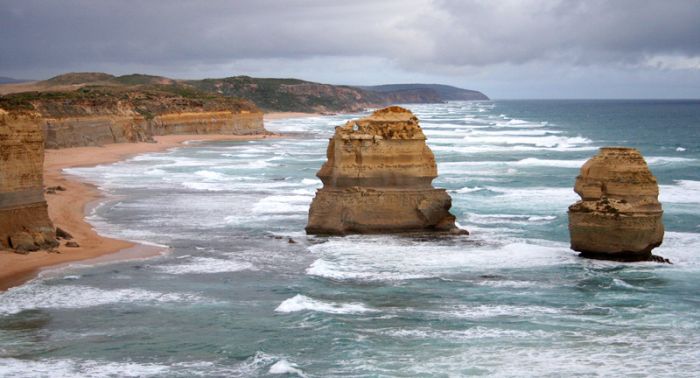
[1,72,489,113]
[0,83,259,118]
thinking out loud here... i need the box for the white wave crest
[194,170,228,180]
[275,294,375,314]
[452,186,486,194]
[512,158,586,168]
[306,237,573,282]
[268,360,307,377]
[0,283,202,315]
[154,257,256,275]
[467,213,557,225]
[252,195,313,214]
[660,180,700,203]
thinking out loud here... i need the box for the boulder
[568,147,664,261]
[9,232,39,253]
[56,227,73,240]
[306,106,465,235]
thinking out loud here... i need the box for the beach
[0,112,312,291]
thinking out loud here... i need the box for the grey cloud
[0,0,424,70]
[421,0,700,67]
[0,0,698,98]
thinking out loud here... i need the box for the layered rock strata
[42,110,264,149]
[1,87,267,149]
[0,111,57,252]
[306,106,464,235]
[568,147,664,261]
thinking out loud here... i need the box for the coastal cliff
[568,147,665,261]
[0,84,266,254]
[0,86,267,148]
[306,106,464,235]
[0,111,57,252]
[0,72,490,113]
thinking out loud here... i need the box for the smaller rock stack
[306,106,464,235]
[568,147,664,261]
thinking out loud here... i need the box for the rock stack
[306,106,464,235]
[568,147,664,261]
[0,112,58,252]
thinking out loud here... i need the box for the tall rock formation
[306,106,464,235]
[568,147,664,261]
[0,111,57,252]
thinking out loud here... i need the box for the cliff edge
[0,85,268,149]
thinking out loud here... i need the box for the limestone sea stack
[306,106,465,235]
[0,111,58,252]
[568,147,664,261]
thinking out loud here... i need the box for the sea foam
[275,294,376,314]
[154,256,256,275]
[0,283,203,315]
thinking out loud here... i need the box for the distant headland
[0,72,489,113]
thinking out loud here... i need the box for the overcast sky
[2,0,699,98]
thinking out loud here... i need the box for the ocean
[1,100,699,377]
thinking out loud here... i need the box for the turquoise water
[1,100,699,377]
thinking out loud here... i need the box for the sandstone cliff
[0,86,267,148]
[306,106,464,235]
[568,147,664,261]
[0,84,266,253]
[0,111,57,252]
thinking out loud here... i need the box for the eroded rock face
[1,87,268,149]
[0,112,57,251]
[306,106,464,235]
[41,110,265,149]
[568,147,664,260]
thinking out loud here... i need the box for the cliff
[192,77,487,112]
[0,111,57,252]
[357,84,489,101]
[0,72,490,113]
[568,147,665,261]
[0,86,267,148]
[306,106,464,235]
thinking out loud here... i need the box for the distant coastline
[0,72,488,113]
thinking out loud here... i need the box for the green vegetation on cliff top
[0,83,258,117]
[1,72,489,113]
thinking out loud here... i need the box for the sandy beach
[264,111,322,120]
[0,133,281,291]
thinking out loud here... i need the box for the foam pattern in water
[3,101,700,376]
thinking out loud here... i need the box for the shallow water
[1,100,699,377]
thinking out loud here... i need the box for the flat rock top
[336,106,425,140]
[366,106,417,122]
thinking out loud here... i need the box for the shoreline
[263,111,322,120]
[0,132,283,291]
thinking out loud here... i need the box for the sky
[1,0,700,98]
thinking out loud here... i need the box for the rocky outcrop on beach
[306,106,464,235]
[0,85,267,149]
[0,111,58,252]
[568,147,664,261]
